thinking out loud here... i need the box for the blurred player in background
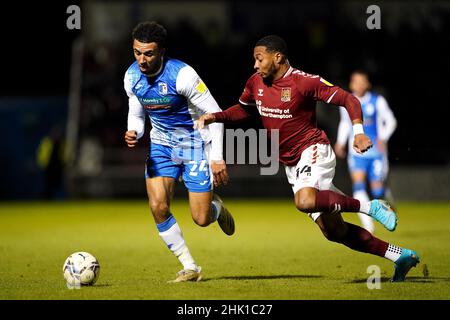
[334,71,397,234]
[196,35,419,281]
[124,21,235,283]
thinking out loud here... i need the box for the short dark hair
[132,21,167,48]
[352,70,370,79]
[255,35,288,57]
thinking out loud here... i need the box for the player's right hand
[194,114,216,130]
[210,160,229,187]
[124,130,138,148]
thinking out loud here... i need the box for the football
[63,252,100,287]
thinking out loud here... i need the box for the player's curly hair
[255,35,288,58]
[132,21,167,48]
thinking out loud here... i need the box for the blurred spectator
[36,126,66,199]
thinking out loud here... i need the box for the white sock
[210,199,222,222]
[354,190,370,204]
[354,190,375,233]
[384,244,403,262]
[157,214,197,270]
[358,200,372,214]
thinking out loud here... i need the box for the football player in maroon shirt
[195,35,419,282]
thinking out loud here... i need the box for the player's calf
[315,213,348,243]
[149,200,171,223]
[319,227,348,243]
[295,188,361,214]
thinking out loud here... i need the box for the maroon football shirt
[215,67,362,166]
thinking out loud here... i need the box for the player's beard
[142,56,164,77]
[262,63,277,86]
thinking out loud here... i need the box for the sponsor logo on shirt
[140,96,172,110]
[141,97,171,105]
[195,79,207,94]
[144,105,172,110]
[258,89,264,96]
[281,88,291,102]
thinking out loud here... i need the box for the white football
[63,252,100,287]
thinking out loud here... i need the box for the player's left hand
[210,160,229,187]
[353,134,372,154]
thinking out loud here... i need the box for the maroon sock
[315,190,360,213]
[339,223,389,257]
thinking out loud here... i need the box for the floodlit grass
[0,200,449,299]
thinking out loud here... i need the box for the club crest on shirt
[281,87,291,102]
[158,82,168,95]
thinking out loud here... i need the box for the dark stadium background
[0,0,448,200]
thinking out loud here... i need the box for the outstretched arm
[299,75,372,154]
[195,74,258,129]
[333,91,372,154]
[194,103,254,130]
[192,94,229,187]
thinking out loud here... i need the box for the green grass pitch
[0,200,449,300]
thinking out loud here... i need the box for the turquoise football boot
[391,249,420,282]
[368,200,398,231]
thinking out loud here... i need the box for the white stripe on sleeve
[326,89,338,103]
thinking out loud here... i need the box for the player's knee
[192,213,211,227]
[149,201,170,218]
[295,196,316,213]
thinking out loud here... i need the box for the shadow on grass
[347,276,450,284]
[202,274,323,282]
[90,283,112,288]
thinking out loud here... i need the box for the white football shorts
[285,143,342,221]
